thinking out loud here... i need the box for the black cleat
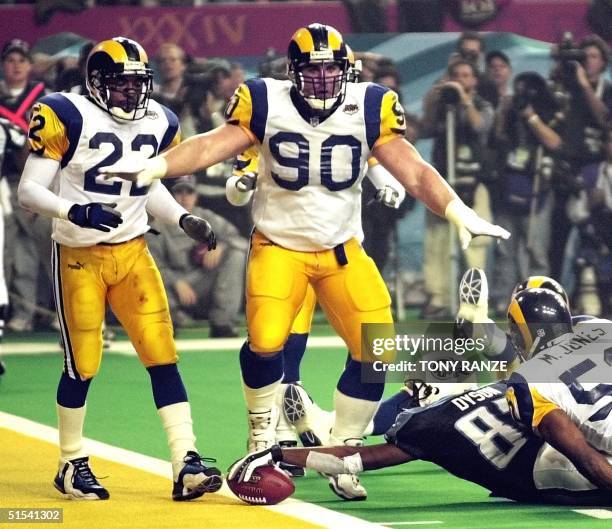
[172,451,222,501]
[53,456,109,500]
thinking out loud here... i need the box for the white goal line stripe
[1,335,346,356]
[0,411,385,529]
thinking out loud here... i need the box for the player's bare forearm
[162,124,254,178]
[373,137,456,217]
[280,443,412,471]
[538,409,612,490]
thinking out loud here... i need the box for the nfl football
[228,465,295,505]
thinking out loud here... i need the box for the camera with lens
[551,32,586,86]
[440,84,461,105]
[512,90,536,112]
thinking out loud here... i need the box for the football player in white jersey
[102,24,510,499]
[17,37,221,501]
[505,288,612,485]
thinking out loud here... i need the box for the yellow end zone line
[0,411,385,529]
[1,336,346,356]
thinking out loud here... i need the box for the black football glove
[68,202,123,232]
[235,172,257,192]
[179,214,217,251]
[227,444,283,483]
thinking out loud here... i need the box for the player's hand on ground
[68,202,123,232]
[445,198,510,250]
[375,185,402,209]
[179,214,217,250]
[228,445,283,483]
[99,152,167,187]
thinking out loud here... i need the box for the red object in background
[1,1,601,60]
[191,243,208,267]
[227,465,295,506]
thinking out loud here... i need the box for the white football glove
[445,198,510,250]
[100,152,167,187]
[375,185,403,209]
[227,445,283,483]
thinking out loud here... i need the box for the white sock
[242,378,282,415]
[158,402,197,478]
[57,403,87,462]
[331,390,380,443]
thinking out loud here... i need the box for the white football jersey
[225,78,405,251]
[28,92,180,247]
[507,320,612,455]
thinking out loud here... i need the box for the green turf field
[1,329,611,528]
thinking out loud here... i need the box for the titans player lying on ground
[17,37,221,501]
[102,23,510,500]
[229,290,612,504]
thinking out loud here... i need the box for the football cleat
[172,451,222,501]
[0,359,5,376]
[326,437,367,501]
[283,383,333,447]
[53,456,109,500]
[456,268,489,324]
[247,407,279,453]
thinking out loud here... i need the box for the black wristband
[179,213,189,229]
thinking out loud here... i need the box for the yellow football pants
[290,284,317,335]
[247,231,393,360]
[52,238,176,379]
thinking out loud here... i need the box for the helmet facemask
[89,66,153,121]
[292,60,347,111]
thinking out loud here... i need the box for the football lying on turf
[228,465,295,505]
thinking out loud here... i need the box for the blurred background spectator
[147,176,248,337]
[420,58,494,318]
[0,38,54,332]
[490,72,561,314]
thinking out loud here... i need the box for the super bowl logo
[449,0,506,27]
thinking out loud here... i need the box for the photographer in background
[566,125,612,317]
[548,33,612,279]
[420,58,494,318]
[491,72,561,313]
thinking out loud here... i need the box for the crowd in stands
[0,27,610,335]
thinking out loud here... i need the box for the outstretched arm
[229,443,412,483]
[373,137,510,249]
[373,137,454,217]
[101,124,254,186]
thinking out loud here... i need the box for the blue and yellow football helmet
[287,23,350,112]
[86,37,153,121]
[511,276,569,308]
[507,288,573,360]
